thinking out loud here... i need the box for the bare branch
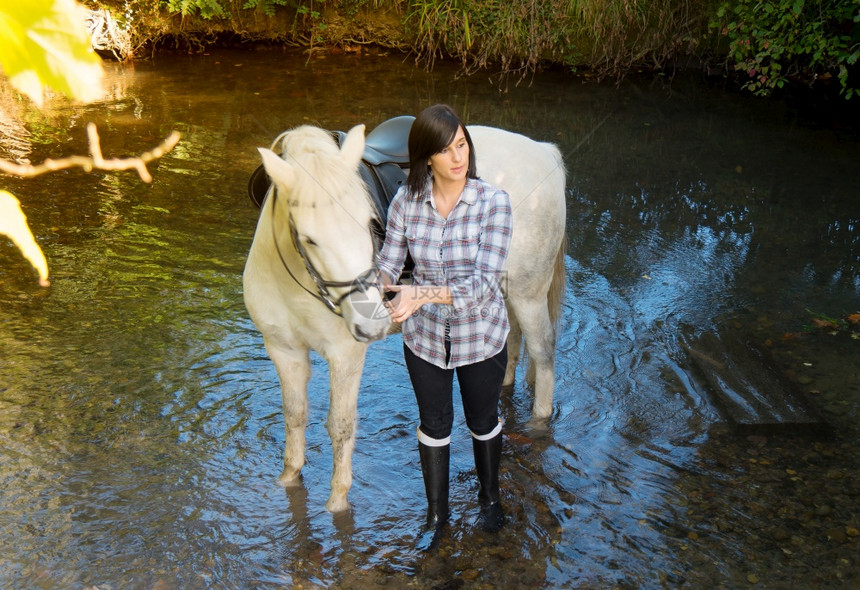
[0,123,181,183]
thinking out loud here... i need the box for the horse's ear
[258,147,295,189]
[340,124,366,171]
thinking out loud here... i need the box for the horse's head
[258,124,390,343]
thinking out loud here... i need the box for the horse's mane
[272,126,376,220]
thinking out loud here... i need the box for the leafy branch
[710,0,860,98]
[0,0,181,287]
[0,123,180,184]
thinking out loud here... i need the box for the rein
[269,188,379,316]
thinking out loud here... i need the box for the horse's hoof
[531,403,553,421]
[525,414,552,432]
[325,496,350,513]
[278,471,303,487]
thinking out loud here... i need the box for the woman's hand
[383,284,453,323]
[383,285,424,323]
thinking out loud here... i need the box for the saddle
[247,115,415,227]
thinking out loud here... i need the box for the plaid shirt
[378,177,512,369]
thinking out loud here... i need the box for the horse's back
[469,126,566,296]
[468,125,565,200]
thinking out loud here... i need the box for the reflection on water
[0,50,858,588]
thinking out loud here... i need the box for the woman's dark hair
[406,104,477,197]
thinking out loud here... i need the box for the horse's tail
[547,142,567,340]
[548,231,567,336]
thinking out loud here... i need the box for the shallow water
[0,49,858,588]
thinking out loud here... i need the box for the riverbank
[86,0,858,118]
[130,40,860,137]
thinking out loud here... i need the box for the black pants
[404,342,507,440]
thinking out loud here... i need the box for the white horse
[243,122,566,512]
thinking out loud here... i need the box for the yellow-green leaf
[0,190,50,286]
[0,0,104,107]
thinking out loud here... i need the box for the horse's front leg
[265,341,311,486]
[324,343,368,512]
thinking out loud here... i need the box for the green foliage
[407,0,472,62]
[159,0,326,28]
[162,0,227,19]
[100,0,705,79]
[406,0,702,79]
[290,0,327,44]
[566,0,702,76]
[242,0,289,17]
[407,0,580,74]
[710,0,860,98]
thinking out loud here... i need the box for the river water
[0,49,858,589]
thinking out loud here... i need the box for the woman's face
[428,125,469,185]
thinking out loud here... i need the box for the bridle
[269,187,380,317]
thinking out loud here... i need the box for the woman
[377,104,513,549]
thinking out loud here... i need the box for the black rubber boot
[472,431,506,533]
[416,441,449,551]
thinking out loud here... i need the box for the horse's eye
[303,236,317,247]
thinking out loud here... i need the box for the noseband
[269,189,380,317]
